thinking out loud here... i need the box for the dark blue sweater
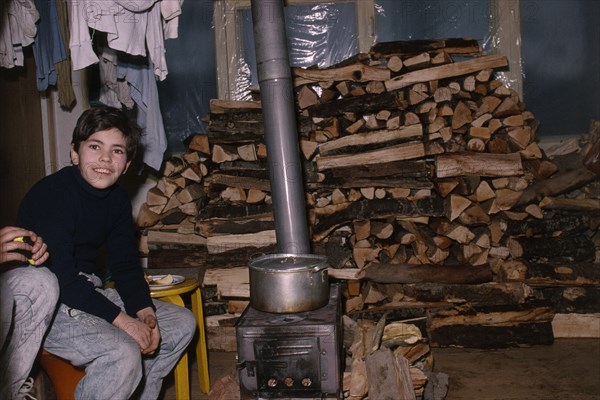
[17,166,153,323]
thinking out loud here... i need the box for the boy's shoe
[15,377,37,400]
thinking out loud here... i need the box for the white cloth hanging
[66,0,177,81]
[0,0,39,68]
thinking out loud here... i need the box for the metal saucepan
[248,253,329,313]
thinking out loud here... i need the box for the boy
[0,226,57,399]
[16,106,196,399]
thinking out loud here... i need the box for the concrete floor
[161,339,600,399]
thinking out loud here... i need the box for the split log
[399,282,533,305]
[427,302,555,348]
[307,92,402,118]
[198,203,273,220]
[293,63,391,86]
[365,348,416,400]
[504,213,589,236]
[206,230,277,254]
[436,152,523,178]
[186,134,211,155]
[209,99,262,114]
[384,55,508,91]
[356,263,493,284]
[515,167,598,207]
[539,197,600,211]
[209,173,271,192]
[196,217,274,237]
[524,262,600,286]
[203,267,250,298]
[370,38,480,58]
[316,141,425,171]
[318,124,423,156]
[311,197,444,241]
[513,235,595,262]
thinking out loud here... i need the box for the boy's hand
[29,234,49,266]
[112,311,160,355]
[0,226,49,266]
[137,307,161,355]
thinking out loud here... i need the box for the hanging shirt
[161,0,183,40]
[31,0,67,91]
[0,0,39,68]
[118,57,167,171]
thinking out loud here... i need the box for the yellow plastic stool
[150,276,210,398]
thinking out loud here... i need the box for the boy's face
[70,128,132,189]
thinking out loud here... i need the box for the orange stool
[150,276,211,398]
[39,349,85,400]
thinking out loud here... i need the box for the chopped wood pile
[138,38,600,356]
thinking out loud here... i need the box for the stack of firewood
[138,39,600,351]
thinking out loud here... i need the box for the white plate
[147,274,185,289]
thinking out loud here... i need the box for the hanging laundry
[65,0,124,71]
[98,47,133,109]
[31,0,68,91]
[109,1,157,57]
[0,0,39,69]
[66,0,178,81]
[161,0,183,40]
[118,57,167,171]
[54,0,76,109]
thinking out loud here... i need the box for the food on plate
[145,274,174,286]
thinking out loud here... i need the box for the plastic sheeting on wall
[157,0,216,154]
[158,0,598,154]
[520,0,600,137]
[238,3,358,99]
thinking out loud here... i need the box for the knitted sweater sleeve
[105,190,154,316]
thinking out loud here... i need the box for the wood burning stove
[236,284,343,399]
[238,2,344,398]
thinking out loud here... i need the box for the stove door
[253,337,322,398]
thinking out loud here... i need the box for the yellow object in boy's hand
[13,236,36,265]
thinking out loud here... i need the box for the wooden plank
[552,314,600,338]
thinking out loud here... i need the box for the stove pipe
[251,0,310,255]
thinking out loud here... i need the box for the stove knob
[301,378,312,387]
[267,378,278,387]
[284,377,294,387]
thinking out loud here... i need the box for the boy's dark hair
[71,106,142,161]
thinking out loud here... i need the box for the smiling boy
[16,106,196,399]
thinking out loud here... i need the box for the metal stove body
[236,284,343,400]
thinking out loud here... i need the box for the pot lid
[249,253,328,272]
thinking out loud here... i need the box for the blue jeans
[0,266,59,399]
[43,275,196,400]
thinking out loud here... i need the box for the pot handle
[312,263,329,273]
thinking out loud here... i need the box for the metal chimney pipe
[251,0,310,254]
